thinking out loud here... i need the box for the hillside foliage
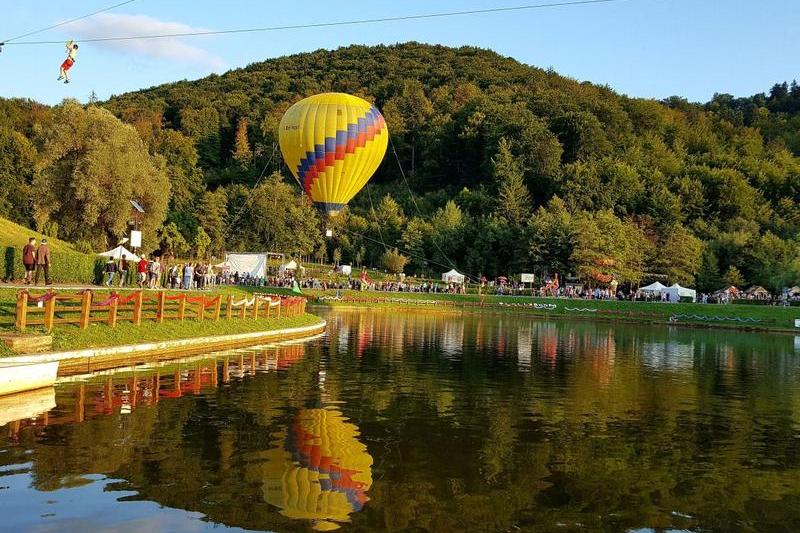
[1,43,799,290]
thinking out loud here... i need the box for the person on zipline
[57,40,78,83]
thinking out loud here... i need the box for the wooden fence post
[276,299,281,319]
[239,300,247,319]
[226,295,233,319]
[197,296,205,321]
[133,291,144,326]
[156,291,165,323]
[16,291,28,331]
[252,297,260,319]
[108,296,118,327]
[264,298,270,318]
[43,291,56,333]
[177,294,186,322]
[213,296,222,321]
[79,290,92,330]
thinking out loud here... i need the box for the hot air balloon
[279,93,389,216]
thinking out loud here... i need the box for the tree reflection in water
[1,310,799,532]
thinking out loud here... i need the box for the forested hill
[1,43,799,291]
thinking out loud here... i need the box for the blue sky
[1,0,797,105]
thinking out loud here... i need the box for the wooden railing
[15,290,307,332]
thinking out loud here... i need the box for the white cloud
[70,13,225,69]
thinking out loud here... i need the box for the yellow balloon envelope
[279,93,389,216]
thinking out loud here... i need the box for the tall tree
[33,101,169,251]
[493,137,531,225]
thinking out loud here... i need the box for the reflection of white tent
[663,283,696,303]
[639,281,666,293]
[442,269,465,284]
[98,246,140,262]
[279,260,298,275]
[226,253,266,278]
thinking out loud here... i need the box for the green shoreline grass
[0,313,321,357]
[295,288,800,331]
[0,287,322,356]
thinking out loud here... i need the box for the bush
[2,246,105,284]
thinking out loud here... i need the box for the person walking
[22,237,36,285]
[137,254,148,288]
[119,254,129,287]
[34,239,52,286]
[104,258,117,286]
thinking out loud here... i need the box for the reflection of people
[57,40,79,84]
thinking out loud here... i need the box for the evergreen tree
[696,247,722,292]
[723,265,745,288]
[232,118,252,167]
[493,138,531,225]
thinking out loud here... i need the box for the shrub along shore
[297,288,800,332]
[0,287,321,357]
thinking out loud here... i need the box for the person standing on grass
[137,254,148,288]
[104,258,117,286]
[119,254,128,287]
[34,238,52,286]
[22,237,36,285]
[149,256,162,289]
[183,262,194,290]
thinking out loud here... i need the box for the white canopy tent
[442,269,465,284]
[225,253,267,278]
[663,283,697,303]
[98,246,140,262]
[279,260,298,275]
[639,281,667,293]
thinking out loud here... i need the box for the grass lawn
[0,286,322,356]
[297,288,800,330]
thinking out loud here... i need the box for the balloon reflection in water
[263,408,373,531]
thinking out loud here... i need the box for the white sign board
[130,230,142,248]
[796,319,800,329]
[520,273,535,283]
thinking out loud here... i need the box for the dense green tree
[382,248,409,274]
[571,210,652,284]
[696,246,722,292]
[33,101,169,251]
[0,127,36,225]
[158,222,189,257]
[723,265,746,287]
[493,138,531,225]
[193,226,211,259]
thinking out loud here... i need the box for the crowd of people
[15,238,799,305]
[103,254,221,290]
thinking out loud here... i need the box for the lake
[1,308,799,532]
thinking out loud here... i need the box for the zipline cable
[226,142,279,230]
[365,182,389,253]
[337,226,482,283]
[389,135,460,272]
[4,0,623,45]
[1,0,140,45]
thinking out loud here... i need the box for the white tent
[639,281,666,293]
[98,246,140,262]
[442,269,465,284]
[663,283,697,303]
[226,253,266,278]
[279,260,298,275]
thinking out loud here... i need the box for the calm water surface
[1,309,800,532]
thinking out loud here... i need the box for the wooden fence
[15,290,307,332]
